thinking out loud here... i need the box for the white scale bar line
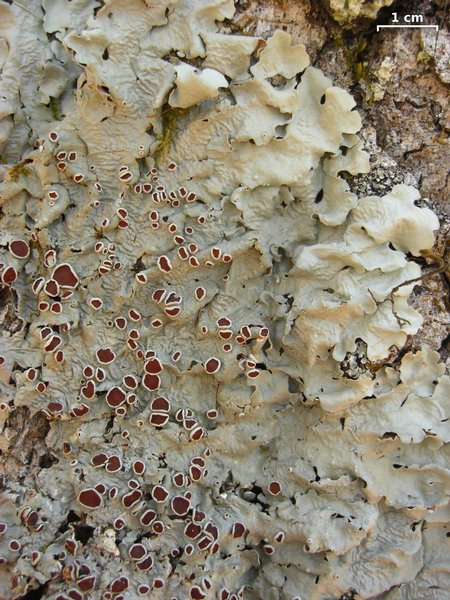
[377,25,439,31]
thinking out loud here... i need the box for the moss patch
[153,106,189,166]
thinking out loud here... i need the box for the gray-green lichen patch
[0,1,448,599]
[327,0,394,24]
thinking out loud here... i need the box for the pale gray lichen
[0,1,449,599]
[169,63,229,108]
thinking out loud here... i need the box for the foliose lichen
[327,0,394,24]
[0,1,448,599]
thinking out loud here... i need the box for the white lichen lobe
[0,1,448,599]
[169,63,229,108]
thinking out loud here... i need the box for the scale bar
[377,25,439,31]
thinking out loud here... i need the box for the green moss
[417,49,432,64]
[330,29,379,104]
[8,164,30,183]
[273,0,287,8]
[153,106,189,166]
[48,96,61,120]
[345,39,369,83]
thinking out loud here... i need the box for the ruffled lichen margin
[0,1,449,599]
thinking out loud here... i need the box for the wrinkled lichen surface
[0,1,449,599]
